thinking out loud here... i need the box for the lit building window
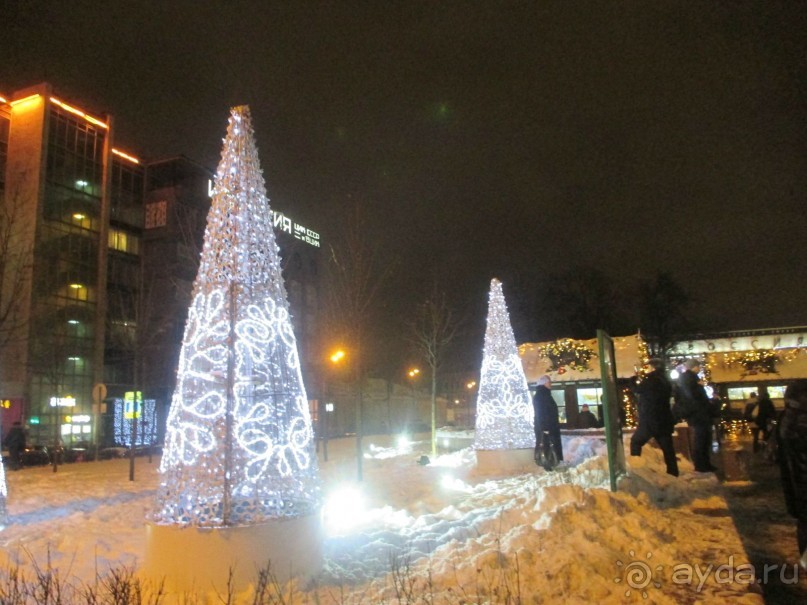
[108,228,140,255]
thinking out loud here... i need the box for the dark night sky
[3,1,806,353]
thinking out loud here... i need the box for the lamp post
[407,368,421,432]
[321,348,346,462]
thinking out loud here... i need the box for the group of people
[626,358,807,567]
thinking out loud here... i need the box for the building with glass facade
[0,83,147,447]
[0,83,323,449]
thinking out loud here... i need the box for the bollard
[720,446,751,482]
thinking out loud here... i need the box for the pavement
[721,438,807,604]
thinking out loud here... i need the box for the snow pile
[0,434,763,603]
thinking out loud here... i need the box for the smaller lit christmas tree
[474,278,534,450]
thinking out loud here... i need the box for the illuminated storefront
[519,334,647,427]
[669,327,807,411]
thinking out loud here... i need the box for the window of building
[576,387,604,420]
[109,228,140,255]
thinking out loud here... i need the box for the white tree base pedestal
[143,513,321,599]
[475,448,535,473]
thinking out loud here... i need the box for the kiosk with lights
[474,279,536,471]
[145,106,321,595]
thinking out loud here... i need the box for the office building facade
[0,83,322,448]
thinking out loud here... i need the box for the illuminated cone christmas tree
[154,106,319,527]
[474,278,534,450]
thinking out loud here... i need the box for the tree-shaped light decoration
[153,106,319,527]
[474,278,534,450]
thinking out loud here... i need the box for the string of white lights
[153,106,320,527]
[474,279,534,450]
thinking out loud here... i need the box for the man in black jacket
[533,375,563,470]
[778,379,807,567]
[630,358,679,476]
[677,358,717,473]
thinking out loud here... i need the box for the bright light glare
[322,486,366,536]
[669,369,680,380]
[397,435,411,450]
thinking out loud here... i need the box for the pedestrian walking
[4,421,27,470]
[532,375,563,471]
[752,385,777,453]
[677,359,717,473]
[630,358,679,476]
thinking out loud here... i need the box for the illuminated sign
[67,415,91,423]
[207,180,320,247]
[50,396,76,407]
[670,332,807,355]
[30,416,40,425]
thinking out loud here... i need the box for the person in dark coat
[577,404,599,429]
[777,379,807,567]
[752,385,777,453]
[4,421,26,470]
[630,358,679,476]
[677,358,717,473]
[533,375,563,470]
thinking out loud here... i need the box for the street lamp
[320,348,347,461]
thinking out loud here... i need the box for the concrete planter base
[475,448,536,473]
[144,513,322,599]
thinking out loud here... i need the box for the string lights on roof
[474,278,534,451]
[153,106,319,528]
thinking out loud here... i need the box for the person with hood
[630,358,679,476]
[677,358,717,473]
[532,375,563,470]
[777,379,807,568]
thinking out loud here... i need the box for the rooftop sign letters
[670,331,807,355]
[207,180,320,248]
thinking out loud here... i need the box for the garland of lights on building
[153,106,319,527]
[474,279,534,451]
[537,338,594,373]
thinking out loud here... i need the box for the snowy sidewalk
[0,435,772,603]
[722,441,807,604]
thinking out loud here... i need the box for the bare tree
[639,271,692,360]
[323,202,393,480]
[0,175,34,362]
[408,287,461,456]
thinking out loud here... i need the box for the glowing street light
[407,368,420,378]
[466,380,477,389]
[330,349,346,364]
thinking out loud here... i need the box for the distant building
[0,83,322,447]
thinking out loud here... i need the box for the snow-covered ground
[0,433,767,603]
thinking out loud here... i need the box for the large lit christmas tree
[153,106,319,527]
[474,278,534,450]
